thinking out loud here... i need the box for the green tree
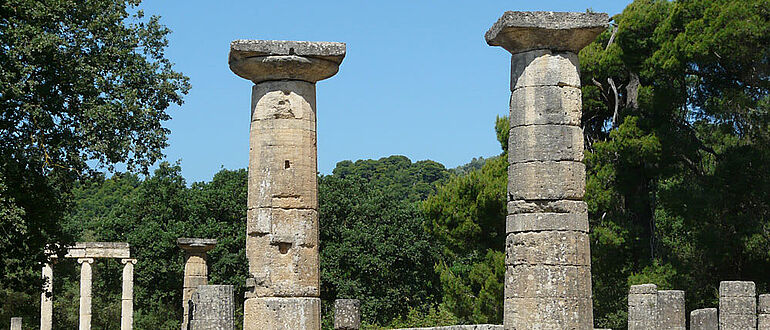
[0,0,189,318]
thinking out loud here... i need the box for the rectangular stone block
[719,281,757,330]
[10,317,21,330]
[246,234,319,297]
[508,200,586,214]
[510,86,582,127]
[247,208,318,247]
[690,308,717,330]
[334,299,361,330]
[504,297,592,329]
[251,80,317,122]
[243,297,320,330]
[248,144,317,210]
[509,50,580,90]
[508,161,585,200]
[190,285,234,330]
[628,284,657,330]
[505,264,591,299]
[505,231,590,266]
[506,212,588,233]
[509,125,584,163]
[656,290,685,330]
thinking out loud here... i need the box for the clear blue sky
[138,0,631,183]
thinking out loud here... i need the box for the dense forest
[2,0,770,329]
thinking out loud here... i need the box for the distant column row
[628,281,770,329]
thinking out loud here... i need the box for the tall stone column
[177,238,217,330]
[121,258,137,330]
[40,262,53,330]
[485,11,607,329]
[229,40,345,330]
[719,281,757,330]
[78,257,95,330]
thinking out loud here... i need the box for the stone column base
[243,297,320,330]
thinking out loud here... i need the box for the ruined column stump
[10,317,22,330]
[657,290,685,330]
[189,285,234,330]
[690,308,718,330]
[486,11,607,329]
[334,299,361,330]
[719,281,757,330]
[178,238,217,330]
[628,284,657,330]
[759,294,770,330]
[229,40,345,330]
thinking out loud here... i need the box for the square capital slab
[177,238,217,252]
[486,11,608,54]
[229,40,346,83]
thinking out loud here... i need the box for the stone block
[508,200,586,214]
[334,299,361,330]
[505,231,590,266]
[510,86,582,127]
[504,297,592,329]
[184,275,208,289]
[690,308,717,330]
[243,297,320,330]
[719,281,757,330]
[656,290,685,330]
[508,161,585,200]
[247,208,318,247]
[246,235,319,297]
[247,144,317,209]
[760,294,770,314]
[10,317,21,330]
[628,284,657,330]
[189,285,234,330]
[505,264,591,299]
[485,11,609,54]
[506,212,588,233]
[230,40,345,83]
[251,81,317,123]
[508,50,580,90]
[508,125,584,163]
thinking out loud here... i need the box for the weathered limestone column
[229,40,345,330]
[486,11,607,329]
[10,317,21,330]
[78,257,95,330]
[657,290,685,330]
[690,308,718,330]
[759,294,770,330]
[189,285,234,330]
[719,281,757,330]
[628,284,657,330]
[40,262,53,330]
[334,299,361,330]
[177,238,216,330]
[121,258,137,330]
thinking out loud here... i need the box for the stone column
[628,284,657,330]
[485,11,607,329]
[690,308,718,330]
[177,238,216,330]
[10,317,21,330]
[189,285,234,330]
[759,294,770,330]
[40,262,53,330]
[657,290,685,330]
[719,281,757,330]
[229,40,345,330]
[78,257,95,330]
[121,258,137,330]
[334,299,361,330]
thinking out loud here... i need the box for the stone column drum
[229,40,345,330]
[189,285,234,330]
[10,317,22,330]
[628,284,658,330]
[657,290,685,330]
[78,257,95,330]
[177,238,217,330]
[690,308,718,330]
[40,262,53,330]
[759,294,770,330]
[121,258,137,330]
[486,11,607,329]
[719,281,757,330]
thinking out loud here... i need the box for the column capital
[121,258,137,265]
[177,238,217,253]
[229,40,346,84]
[77,257,94,264]
[486,11,608,54]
